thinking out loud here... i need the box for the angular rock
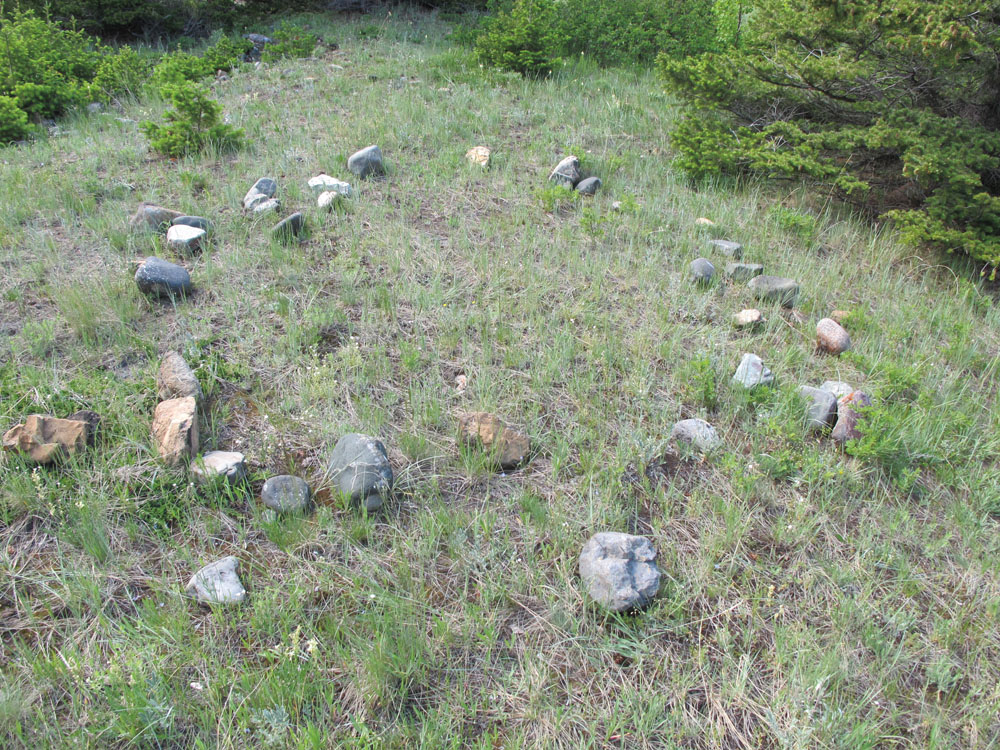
[748,275,800,307]
[272,212,305,241]
[733,308,764,328]
[708,239,742,258]
[151,397,198,465]
[135,257,192,299]
[2,415,87,464]
[820,380,854,400]
[130,203,182,232]
[157,352,201,402]
[549,155,580,188]
[575,176,601,195]
[261,475,312,514]
[192,451,247,484]
[798,386,838,432]
[670,418,721,453]
[465,146,490,167]
[243,177,277,210]
[458,412,530,470]
[308,174,353,196]
[816,317,852,355]
[251,198,280,215]
[725,262,764,281]
[186,556,246,605]
[347,145,384,178]
[578,532,660,612]
[732,352,775,389]
[831,391,872,443]
[165,224,206,255]
[317,191,344,210]
[689,257,715,284]
[326,433,393,511]
[171,215,213,232]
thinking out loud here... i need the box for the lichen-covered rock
[243,177,277,210]
[326,433,393,511]
[151,397,198,465]
[465,146,490,167]
[748,275,800,307]
[186,556,246,605]
[820,380,854,400]
[157,352,201,402]
[261,475,312,513]
[732,352,775,389]
[689,258,715,284]
[308,174,353,196]
[733,308,764,328]
[549,155,580,188]
[708,239,742,258]
[578,532,660,612]
[130,203,182,232]
[670,418,721,453]
[458,412,530,470]
[725,262,764,281]
[2,415,88,464]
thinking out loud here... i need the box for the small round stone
[261,475,312,514]
[135,257,192,298]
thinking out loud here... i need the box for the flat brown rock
[157,352,202,402]
[152,397,198,465]
[2,415,87,464]
[817,317,851,355]
[458,412,530,469]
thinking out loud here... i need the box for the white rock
[191,451,247,484]
[820,380,854,400]
[186,556,246,605]
[308,174,353,196]
[317,190,343,210]
[165,224,206,254]
[732,353,775,389]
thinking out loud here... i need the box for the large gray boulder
[578,532,660,612]
[689,258,715,284]
[326,433,393,511]
[186,556,246,605]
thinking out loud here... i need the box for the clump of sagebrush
[660,0,1000,275]
[140,82,244,158]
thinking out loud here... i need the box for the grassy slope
[1,10,1000,749]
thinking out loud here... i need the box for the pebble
[725,262,764,281]
[575,176,601,195]
[578,532,660,612]
[135,257,192,298]
[261,475,312,514]
[689,258,715,284]
[186,556,246,605]
[549,155,580,188]
[165,224,206,255]
[670,418,721,453]
[748,275,800,307]
[192,451,247,484]
[708,239,742,258]
[732,352,775,389]
[347,145,385,178]
[798,386,838,432]
[326,433,393,511]
[466,146,490,167]
[816,318,852,355]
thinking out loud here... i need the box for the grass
[2,8,1000,748]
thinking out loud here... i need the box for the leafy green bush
[474,0,567,76]
[149,50,214,91]
[261,22,321,62]
[141,82,244,158]
[11,0,241,37]
[0,95,31,143]
[93,46,152,102]
[660,0,1000,275]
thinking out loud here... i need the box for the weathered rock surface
[130,203,182,232]
[689,258,715,284]
[192,451,246,484]
[820,380,854,400]
[251,198,280,214]
[732,352,775,389]
[831,391,872,443]
[670,418,721,453]
[347,145,384,178]
[151,397,198,465]
[157,352,201,402]
[308,174,353,196]
[748,275,800,307]
[326,433,393,511]
[466,146,490,167]
[2,415,88,464]
[186,556,246,605]
[733,308,764,328]
[578,532,660,612]
[575,176,601,195]
[135,257,192,298]
[243,177,277,210]
[458,412,530,469]
[725,262,764,281]
[261,475,312,513]
[816,318,852,355]
[709,239,742,258]
[798,386,838,432]
[165,224,206,255]
[171,215,213,232]
[549,155,581,188]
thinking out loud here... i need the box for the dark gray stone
[347,145,384,178]
[326,433,393,511]
[798,386,838,432]
[748,275,800,307]
[732,352,775,389]
[243,178,277,209]
[670,418,721,452]
[172,215,213,232]
[708,239,742,258]
[272,212,305,241]
[575,176,601,195]
[725,262,764,281]
[261,475,312,514]
[689,257,715,284]
[135,257,192,298]
[578,532,660,612]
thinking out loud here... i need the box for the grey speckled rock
[578,532,660,612]
[748,275,800,307]
[191,451,247,484]
[186,556,246,605]
[549,155,580,187]
[135,257,192,298]
[157,352,202,402]
[165,224,206,255]
[172,215,213,233]
[261,475,312,514]
[798,386,838,432]
[243,177,277,210]
[670,418,721,452]
[326,433,393,511]
[732,352,775,389]
[575,176,601,195]
[347,145,384,178]
[725,262,764,281]
[272,212,305,241]
[708,239,742,258]
[689,258,715,284]
[820,380,854,400]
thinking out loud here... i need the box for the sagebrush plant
[140,82,244,158]
[660,0,1000,274]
